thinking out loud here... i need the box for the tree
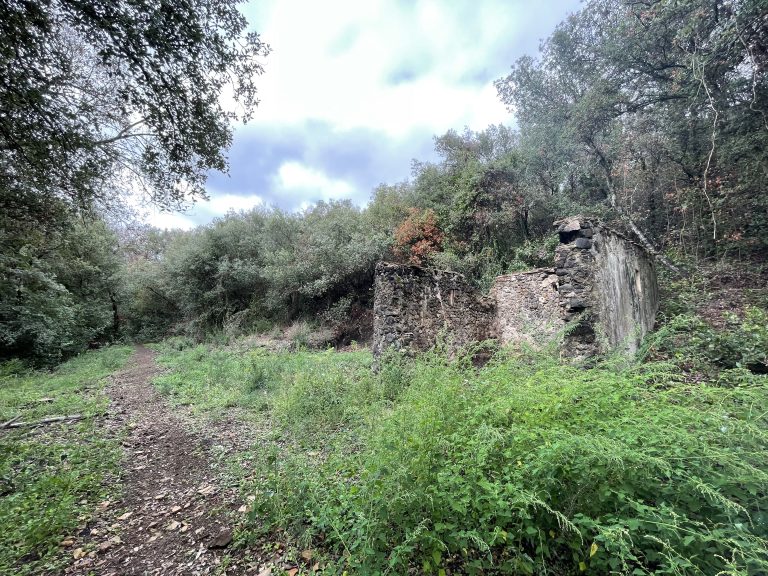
[393,208,445,266]
[0,0,269,360]
[496,0,768,262]
[0,0,269,212]
[261,201,390,317]
[0,213,122,363]
[403,126,562,285]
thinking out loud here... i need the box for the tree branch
[92,120,151,147]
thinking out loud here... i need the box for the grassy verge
[152,330,768,575]
[0,346,133,575]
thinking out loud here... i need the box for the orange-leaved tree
[392,208,444,266]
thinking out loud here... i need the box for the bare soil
[696,265,768,328]
[64,346,266,576]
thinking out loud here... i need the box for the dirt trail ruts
[65,346,259,576]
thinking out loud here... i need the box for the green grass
[152,333,768,575]
[152,341,379,436]
[0,345,132,575]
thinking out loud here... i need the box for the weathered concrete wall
[372,262,495,357]
[554,216,659,357]
[491,269,561,347]
[594,232,659,352]
[373,216,659,359]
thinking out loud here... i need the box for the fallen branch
[621,214,687,278]
[1,415,21,428]
[5,415,84,429]
[589,135,687,278]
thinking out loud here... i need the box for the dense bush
[244,347,768,575]
[645,307,768,374]
[119,201,391,341]
[0,214,121,364]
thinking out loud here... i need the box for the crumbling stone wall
[555,217,659,357]
[491,269,561,347]
[373,217,658,359]
[372,262,495,356]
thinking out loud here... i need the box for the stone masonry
[491,269,561,347]
[372,216,659,359]
[554,216,659,357]
[372,263,495,357]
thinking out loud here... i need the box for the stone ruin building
[372,216,659,360]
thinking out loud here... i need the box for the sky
[146,0,582,230]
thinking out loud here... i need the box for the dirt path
[65,346,260,576]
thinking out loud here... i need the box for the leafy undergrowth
[644,307,768,376]
[152,341,376,427]
[153,332,768,575]
[0,346,132,575]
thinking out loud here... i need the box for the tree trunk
[109,290,120,337]
[594,139,686,278]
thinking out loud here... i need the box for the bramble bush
[246,347,768,575]
[150,315,768,575]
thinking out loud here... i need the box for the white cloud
[141,0,581,228]
[145,210,197,231]
[134,193,264,230]
[242,0,521,137]
[275,161,355,201]
[204,193,264,214]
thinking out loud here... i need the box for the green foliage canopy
[496,0,768,257]
[0,0,269,211]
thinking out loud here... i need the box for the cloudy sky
[147,0,582,229]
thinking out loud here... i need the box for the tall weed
[152,336,768,574]
[249,350,768,575]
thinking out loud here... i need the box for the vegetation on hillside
[0,1,766,574]
[0,346,132,575]
[1,0,268,363]
[3,0,767,362]
[149,305,768,574]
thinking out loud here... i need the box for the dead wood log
[5,414,85,429]
[1,415,21,428]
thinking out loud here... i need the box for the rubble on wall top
[554,215,597,245]
[375,261,469,279]
[554,215,594,233]
[554,216,650,254]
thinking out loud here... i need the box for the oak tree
[0,0,269,212]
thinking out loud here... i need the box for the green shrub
[252,318,274,334]
[507,235,559,272]
[0,358,27,378]
[246,355,281,392]
[270,350,375,436]
[151,335,768,574]
[375,348,414,402]
[285,320,312,349]
[644,308,768,373]
[164,336,195,351]
[658,275,708,317]
[250,350,768,575]
[720,307,768,371]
